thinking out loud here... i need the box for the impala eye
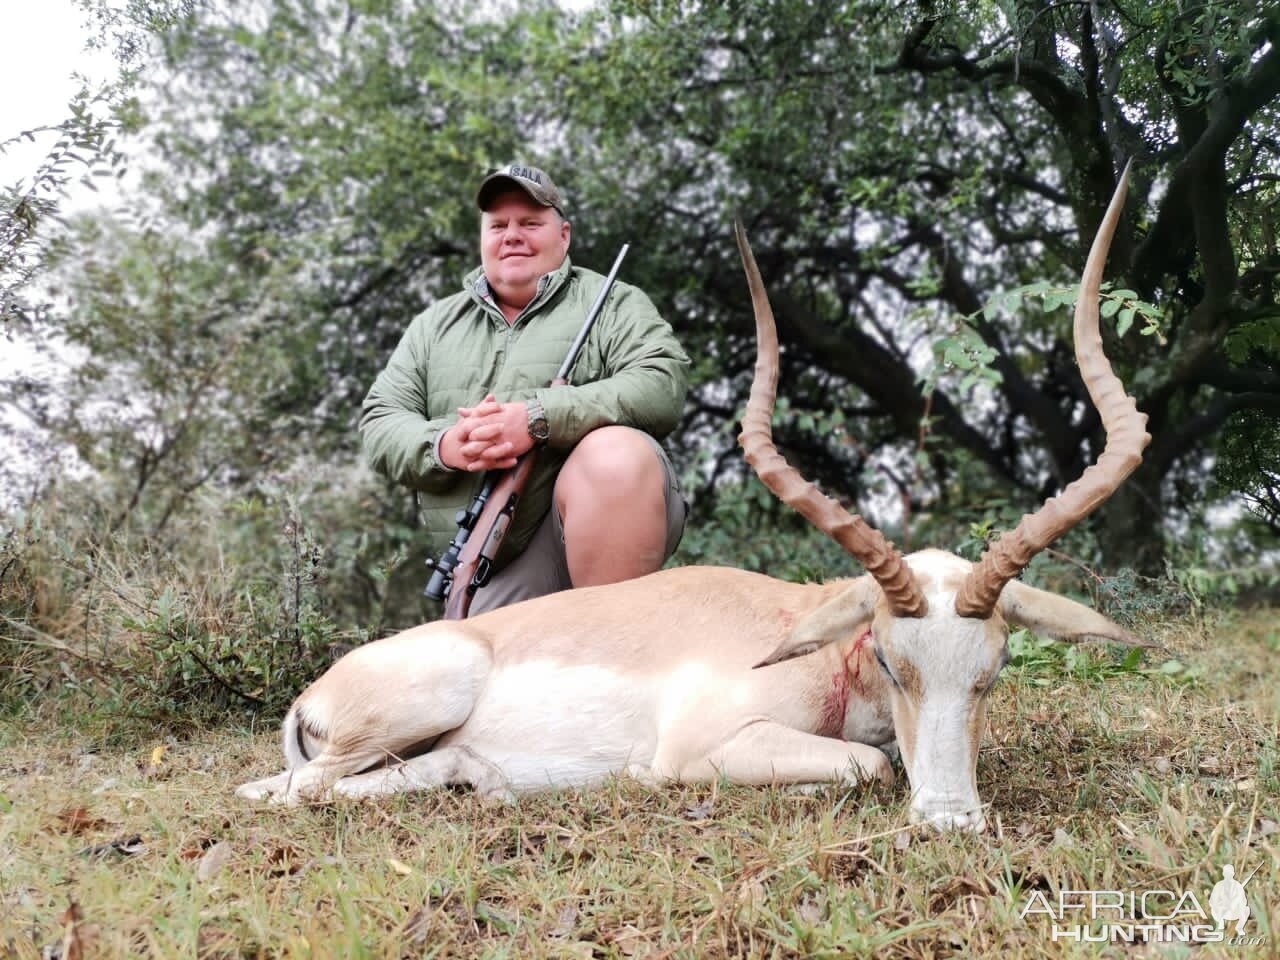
[873,647,900,689]
[977,652,1011,695]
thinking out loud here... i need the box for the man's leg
[467,511,571,616]
[470,427,685,615]
[555,426,682,588]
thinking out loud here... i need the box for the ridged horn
[734,222,927,618]
[955,161,1151,618]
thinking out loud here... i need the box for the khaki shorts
[469,431,686,615]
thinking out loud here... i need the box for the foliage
[0,371,458,729]
[62,0,1270,575]
[3,216,299,530]
[1216,395,1280,534]
[125,0,572,452]
[676,479,858,584]
[571,0,1280,573]
[1,86,125,331]
[1006,627,1190,687]
[0,486,347,728]
[4,0,1280,715]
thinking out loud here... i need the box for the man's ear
[755,576,880,667]
[998,580,1152,646]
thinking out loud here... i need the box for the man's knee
[555,427,680,586]
[557,427,664,505]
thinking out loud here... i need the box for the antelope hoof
[854,749,895,787]
[910,806,987,833]
[235,771,293,803]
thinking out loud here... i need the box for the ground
[1,609,1276,958]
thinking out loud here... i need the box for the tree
[546,0,1280,571]
[25,0,1278,577]
[133,0,576,444]
[1,0,195,333]
[1,215,303,539]
[1,79,124,334]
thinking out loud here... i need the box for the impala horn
[955,161,1151,618]
[735,222,927,618]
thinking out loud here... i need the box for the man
[361,163,691,615]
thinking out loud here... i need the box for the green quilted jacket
[360,256,690,567]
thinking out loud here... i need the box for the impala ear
[755,577,881,668]
[998,580,1153,647]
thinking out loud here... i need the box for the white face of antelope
[873,551,1010,832]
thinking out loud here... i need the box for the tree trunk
[1092,462,1165,575]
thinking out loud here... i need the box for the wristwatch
[526,398,550,444]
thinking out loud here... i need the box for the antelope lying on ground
[238,168,1149,831]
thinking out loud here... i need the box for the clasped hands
[438,394,536,472]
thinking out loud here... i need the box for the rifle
[424,243,631,619]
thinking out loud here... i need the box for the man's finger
[466,423,505,442]
[458,393,501,418]
[463,442,516,470]
[460,435,513,455]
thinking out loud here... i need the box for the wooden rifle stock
[427,243,630,619]
[439,451,540,620]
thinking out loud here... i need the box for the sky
[1,0,118,496]
[1,0,116,186]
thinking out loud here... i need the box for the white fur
[236,552,1137,832]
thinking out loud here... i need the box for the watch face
[529,399,550,442]
[527,400,550,442]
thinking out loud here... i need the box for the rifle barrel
[556,243,629,383]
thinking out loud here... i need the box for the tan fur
[237,549,1139,833]
[238,565,902,806]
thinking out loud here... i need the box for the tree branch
[1137,18,1280,293]
[1147,392,1280,471]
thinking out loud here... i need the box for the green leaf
[1116,306,1135,338]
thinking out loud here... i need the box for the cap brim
[477,175,558,211]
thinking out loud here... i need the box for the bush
[0,474,375,736]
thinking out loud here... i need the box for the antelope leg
[328,746,513,801]
[678,721,894,787]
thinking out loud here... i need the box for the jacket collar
[467,256,574,322]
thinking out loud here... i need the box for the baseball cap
[476,163,566,215]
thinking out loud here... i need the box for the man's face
[480,190,571,309]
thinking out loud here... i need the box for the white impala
[238,167,1149,831]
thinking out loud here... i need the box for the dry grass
[1,609,1277,959]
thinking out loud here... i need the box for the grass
[1,608,1277,958]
